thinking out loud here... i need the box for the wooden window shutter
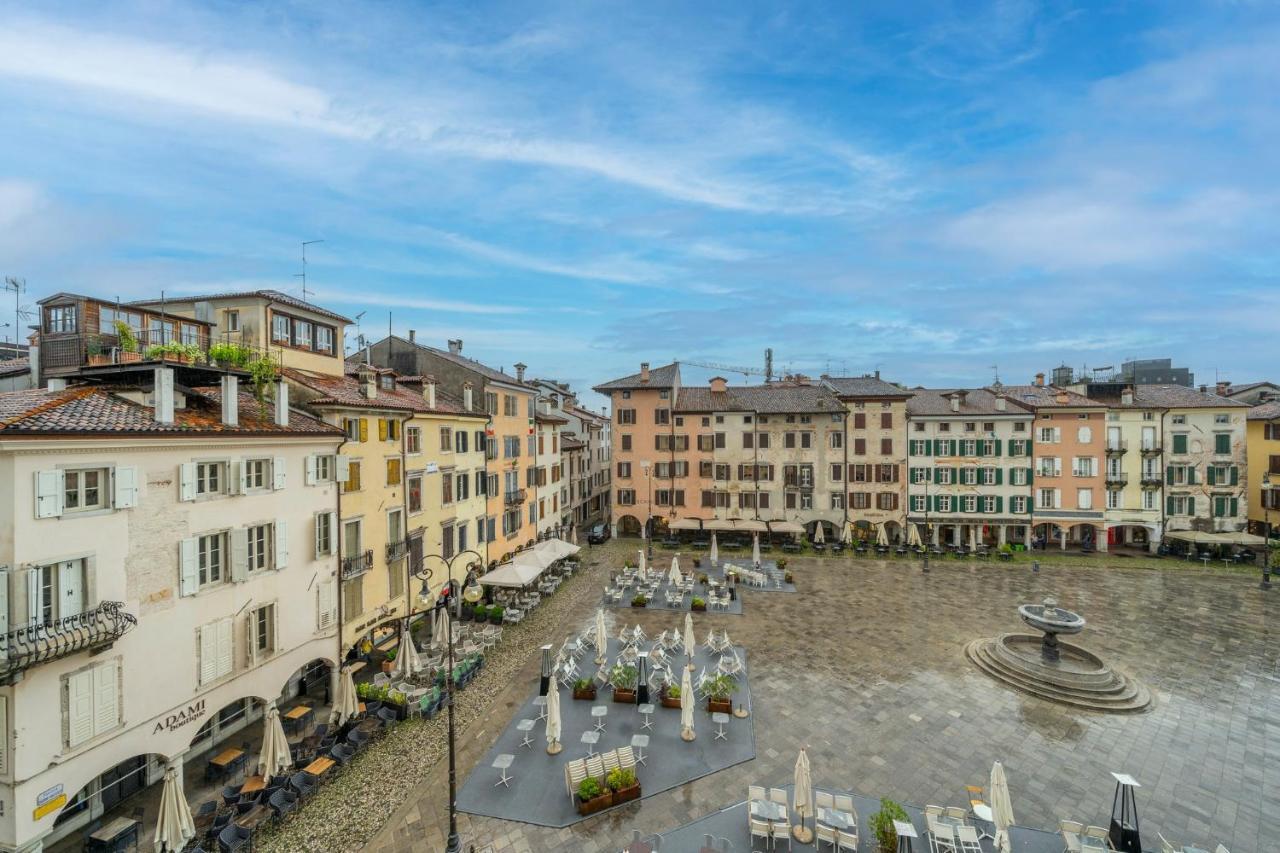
[179,538,199,596]
[35,470,63,518]
[378,419,388,441]
[113,466,139,509]
[93,660,118,737]
[359,418,369,442]
[178,463,196,502]
[66,669,95,748]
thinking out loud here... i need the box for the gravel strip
[256,551,610,853]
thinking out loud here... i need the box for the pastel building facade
[1246,400,1280,538]
[822,375,911,538]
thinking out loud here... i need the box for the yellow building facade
[1246,401,1280,537]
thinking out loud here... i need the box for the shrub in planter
[572,677,597,701]
[871,798,909,853]
[488,605,505,624]
[690,597,707,612]
[697,573,709,585]
[610,664,639,703]
[381,648,397,673]
[660,684,683,709]
[208,341,253,369]
[112,320,139,354]
[776,558,788,571]
[607,767,641,804]
[576,777,613,816]
[631,594,648,608]
[472,605,488,622]
[460,603,474,622]
[704,672,736,714]
[784,570,794,584]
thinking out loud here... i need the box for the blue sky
[1,1,1276,408]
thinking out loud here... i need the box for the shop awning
[534,538,580,563]
[766,520,805,535]
[1166,530,1267,546]
[478,555,547,588]
[703,518,736,531]
[668,518,703,531]
[733,519,768,533]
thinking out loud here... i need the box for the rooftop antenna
[764,347,773,383]
[991,364,1000,385]
[295,239,325,302]
[352,310,366,357]
[3,277,26,345]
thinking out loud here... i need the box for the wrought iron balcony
[1139,444,1162,457]
[504,489,527,506]
[385,540,408,563]
[341,550,374,580]
[1105,441,1127,455]
[0,601,136,679]
[1140,475,1163,489]
[1105,473,1129,487]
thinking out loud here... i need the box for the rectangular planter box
[612,689,636,704]
[576,791,614,816]
[631,601,647,608]
[612,783,641,805]
[573,688,597,701]
[660,695,682,709]
[707,698,732,714]
[691,603,707,612]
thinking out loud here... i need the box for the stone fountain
[965,597,1150,712]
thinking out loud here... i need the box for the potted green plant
[460,601,475,622]
[86,336,108,365]
[631,594,647,608]
[248,356,277,402]
[610,664,639,704]
[784,569,794,584]
[606,767,641,805]
[381,648,397,674]
[692,557,702,569]
[704,672,736,714]
[572,677,597,701]
[112,320,140,360]
[697,573,709,585]
[488,604,504,625]
[777,557,788,571]
[661,684,682,709]
[209,340,253,369]
[576,776,612,816]
[474,604,490,623]
[870,798,909,852]
[690,596,707,612]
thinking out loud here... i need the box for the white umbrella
[751,533,761,567]
[545,683,562,754]
[680,666,695,741]
[257,701,293,782]
[907,523,923,549]
[153,763,194,852]
[595,608,608,665]
[710,533,719,565]
[331,665,358,725]
[568,524,577,545]
[991,761,1014,853]
[431,605,447,651]
[812,521,825,544]
[793,747,814,842]
[876,523,890,547]
[671,554,680,576]
[684,612,696,670]
[399,621,423,679]
[668,561,682,586]
[970,525,979,550]
[638,549,647,577]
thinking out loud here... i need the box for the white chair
[836,829,858,853]
[956,825,982,853]
[833,794,855,816]
[815,791,834,811]
[769,788,788,807]
[748,785,767,803]
[769,819,791,850]
[815,820,837,851]
[749,816,772,852]
[1157,832,1177,853]
[931,822,957,853]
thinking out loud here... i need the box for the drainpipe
[400,412,412,621]
[1158,408,1168,549]
[842,405,849,533]
[334,426,350,677]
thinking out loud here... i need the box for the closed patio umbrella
[908,523,923,549]
[399,621,423,679]
[545,683,562,754]
[668,561,682,586]
[792,747,814,842]
[812,521,825,544]
[710,532,719,565]
[991,760,1014,853]
[876,523,890,547]
[671,554,680,577]
[431,606,446,651]
[970,525,979,551]
[638,549,647,577]
[595,608,608,665]
[331,666,358,725]
[568,524,577,545]
[257,701,293,782]
[684,612,696,670]
[751,533,761,568]
[841,521,853,546]
[153,763,194,852]
[680,666,695,741]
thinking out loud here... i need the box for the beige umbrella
[595,608,608,665]
[638,549,647,577]
[671,554,680,576]
[257,701,293,782]
[970,525,979,550]
[792,747,814,842]
[907,523,923,549]
[680,665,695,741]
[751,533,761,567]
[684,612,696,670]
[153,763,194,852]
[812,521,825,544]
[991,761,1014,853]
[331,665,358,725]
[841,521,853,545]
[545,683,562,754]
[876,523,890,547]
[710,533,719,565]
[399,621,423,679]
[431,605,446,651]
[668,561,682,586]
[568,524,577,545]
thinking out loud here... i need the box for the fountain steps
[965,638,1152,712]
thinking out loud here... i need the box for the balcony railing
[42,328,281,375]
[341,550,374,580]
[1105,473,1129,486]
[0,601,136,678]
[1140,444,1162,457]
[385,540,408,563]
[1140,475,1163,489]
[1105,441,1127,454]
[505,489,527,506]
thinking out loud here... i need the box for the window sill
[61,507,117,519]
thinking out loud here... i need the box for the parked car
[587,523,610,545]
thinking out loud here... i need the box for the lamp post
[1263,472,1272,590]
[641,460,653,563]
[414,549,485,853]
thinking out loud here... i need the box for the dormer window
[380,375,394,390]
[46,306,77,333]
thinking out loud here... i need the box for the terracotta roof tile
[905,388,1031,417]
[594,362,680,392]
[822,375,911,398]
[1247,401,1280,420]
[131,289,353,324]
[283,368,483,418]
[1000,384,1104,409]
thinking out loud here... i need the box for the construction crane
[681,348,774,383]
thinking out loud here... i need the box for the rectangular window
[198,532,225,587]
[408,473,423,513]
[880,438,893,456]
[63,468,108,512]
[830,463,843,481]
[964,495,977,513]
[1072,457,1097,477]
[253,603,277,657]
[244,458,269,490]
[1078,489,1093,510]
[315,325,334,354]
[655,408,670,425]
[455,430,469,454]
[1172,433,1188,454]
[246,524,271,571]
[65,659,121,748]
[343,418,360,441]
[617,489,636,506]
[271,313,290,343]
[343,460,362,493]
[315,511,334,556]
[293,320,312,349]
[47,305,78,333]
[830,431,843,449]
[617,409,637,425]
[197,617,234,686]
[1214,433,1231,455]
[911,495,926,512]
[406,427,422,454]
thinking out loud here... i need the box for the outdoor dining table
[239,774,267,796]
[1079,836,1110,852]
[207,746,246,781]
[283,703,314,734]
[303,756,336,778]
[236,803,273,832]
[86,816,139,852]
[750,800,787,821]
[818,807,856,830]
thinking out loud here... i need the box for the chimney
[448,338,463,355]
[640,362,650,383]
[359,365,376,399]
[874,369,880,379]
[1034,372,1045,387]
[46,377,67,392]
[1121,386,1135,406]
[994,394,1007,412]
[1199,384,1208,394]
[1215,381,1230,396]
[153,367,175,424]
[274,379,290,426]
[426,375,438,409]
[950,393,961,413]
[461,380,471,412]
[514,362,527,382]
[710,376,727,393]
[408,329,416,344]
[1055,389,1070,405]
[221,374,239,426]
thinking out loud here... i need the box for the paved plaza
[367,546,1277,853]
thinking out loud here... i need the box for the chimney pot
[448,339,463,355]
[408,329,416,344]
[640,362,650,383]
[460,381,470,412]
[1121,386,1135,405]
[1199,384,1208,393]
[154,367,175,424]
[710,376,728,393]
[1215,381,1230,396]
[515,362,527,382]
[221,374,239,426]
[875,369,880,379]
[274,379,290,426]
[428,378,439,409]
[359,366,377,399]
[1034,372,1045,387]
[995,395,1007,412]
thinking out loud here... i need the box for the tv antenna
[295,240,325,302]
[3,277,30,345]
[352,310,366,357]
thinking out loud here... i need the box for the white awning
[767,520,805,535]
[733,519,768,533]
[668,518,703,531]
[1169,530,1267,546]
[703,518,736,531]
[534,538,580,563]
[478,555,547,588]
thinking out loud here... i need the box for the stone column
[952,525,961,546]
[998,525,1007,546]
[1060,525,1067,550]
